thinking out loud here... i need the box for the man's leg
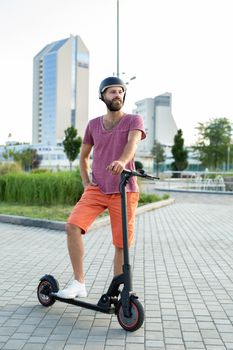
[55,223,87,298]
[110,192,139,276]
[56,187,107,299]
[114,246,123,276]
[66,223,85,283]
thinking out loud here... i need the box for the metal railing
[142,171,233,194]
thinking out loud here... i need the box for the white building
[134,92,177,156]
[0,143,78,170]
[132,92,178,170]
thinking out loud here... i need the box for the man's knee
[66,223,82,236]
[115,246,123,254]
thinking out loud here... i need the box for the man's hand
[83,181,91,189]
[106,160,125,175]
[83,181,98,189]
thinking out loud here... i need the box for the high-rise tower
[134,93,177,155]
[32,35,89,145]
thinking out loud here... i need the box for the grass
[0,193,169,222]
[0,203,73,222]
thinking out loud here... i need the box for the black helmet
[99,76,126,101]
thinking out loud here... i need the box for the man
[56,76,146,298]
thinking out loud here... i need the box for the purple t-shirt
[83,114,146,194]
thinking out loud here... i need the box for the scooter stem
[119,171,133,292]
[119,171,131,266]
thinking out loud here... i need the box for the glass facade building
[32,35,89,146]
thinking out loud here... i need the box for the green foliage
[1,170,168,206]
[11,148,41,171]
[0,191,170,222]
[63,126,82,170]
[0,162,22,175]
[171,129,188,177]
[2,146,15,161]
[0,170,83,205]
[0,176,6,200]
[139,192,169,204]
[135,160,143,171]
[195,117,233,170]
[0,202,73,221]
[151,140,166,176]
[31,168,51,174]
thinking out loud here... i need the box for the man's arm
[106,130,142,175]
[79,143,93,187]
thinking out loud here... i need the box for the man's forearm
[106,130,142,175]
[79,143,93,187]
[80,158,91,187]
[118,138,138,166]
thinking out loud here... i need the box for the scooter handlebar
[122,169,160,180]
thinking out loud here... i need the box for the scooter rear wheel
[117,298,144,331]
[37,275,59,307]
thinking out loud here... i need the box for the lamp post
[125,76,136,85]
[116,1,136,86]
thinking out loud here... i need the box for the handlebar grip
[145,174,160,180]
[122,169,159,180]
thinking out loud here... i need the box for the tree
[63,126,82,170]
[12,148,41,171]
[135,160,144,171]
[171,129,188,177]
[31,149,42,169]
[2,147,13,161]
[195,117,232,170]
[151,140,166,176]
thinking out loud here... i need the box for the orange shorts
[67,185,139,248]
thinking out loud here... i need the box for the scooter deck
[50,293,116,314]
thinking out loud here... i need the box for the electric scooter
[37,169,159,332]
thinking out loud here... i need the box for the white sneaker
[55,280,87,299]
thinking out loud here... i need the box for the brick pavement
[0,193,233,349]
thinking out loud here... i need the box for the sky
[0,0,233,146]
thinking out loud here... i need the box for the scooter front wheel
[117,298,144,332]
[37,275,59,307]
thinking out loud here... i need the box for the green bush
[0,162,22,175]
[0,170,83,205]
[139,192,169,204]
[135,160,144,171]
[31,168,51,174]
[0,168,170,207]
[0,176,6,200]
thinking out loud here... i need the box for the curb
[0,198,175,232]
[156,187,233,195]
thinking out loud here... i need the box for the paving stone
[2,338,26,349]
[1,192,233,349]
[22,344,44,350]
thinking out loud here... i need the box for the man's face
[103,86,125,111]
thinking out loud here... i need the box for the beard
[103,97,123,111]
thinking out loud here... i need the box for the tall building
[134,92,177,155]
[32,35,89,146]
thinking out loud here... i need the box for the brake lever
[138,169,160,180]
[145,174,160,180]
